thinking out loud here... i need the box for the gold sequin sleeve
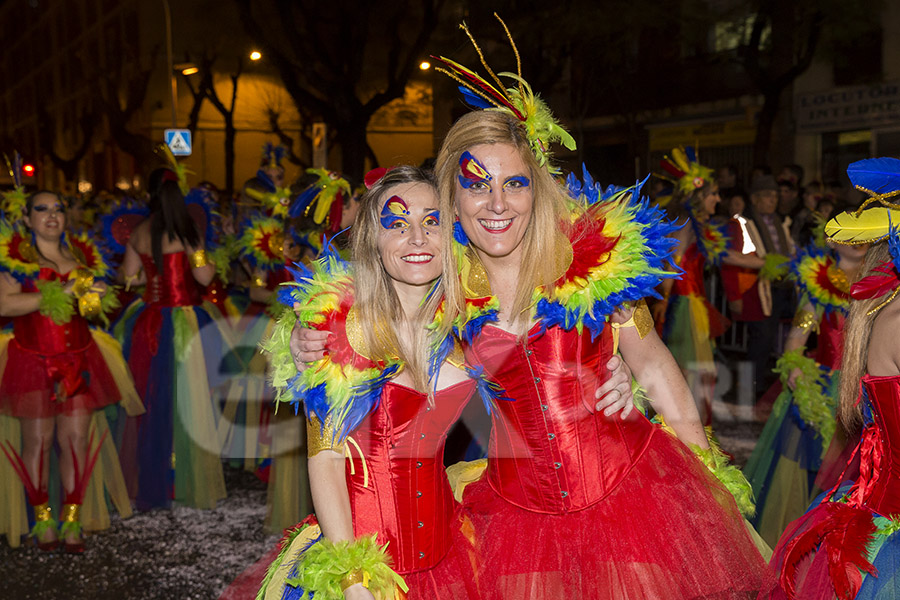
[307,413,346,458]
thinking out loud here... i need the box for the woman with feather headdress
[762,157,900,599]
[0,183,143,552]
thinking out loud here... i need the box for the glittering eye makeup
[32,204,63,213]
[503,176,530,190]
[380,195,411,230]
[458,151,492,189]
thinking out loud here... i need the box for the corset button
[561,491,568,498]
[525,349,533,356]
[541,404,548,411]
[416,491,422,498]
[534,377,541,383]
[548,433,555,440]
[416,461,422,468]
[425,406,432,412]
[417,521,424,528]
[554,462,561,469]
[420,433,426,439]
[418,552,425,559]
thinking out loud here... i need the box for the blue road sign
[164,129,192,156]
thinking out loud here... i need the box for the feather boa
[773,348,837,449]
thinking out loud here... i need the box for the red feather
[430,55,524,121]
[560,212,620,284]
[364,167,392,189]
[1,440,47,505]
[780,502,877,600]
[63,429,108,504]
[850,262,900,300]
[659,159,686,179]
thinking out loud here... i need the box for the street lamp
[250,51,262,61]
[419,60,431,71]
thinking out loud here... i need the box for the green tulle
[260,309,299,405]
[36,279,75,325]
[690,440,757,518]
[774,348,836,448]
[285,534,408,600]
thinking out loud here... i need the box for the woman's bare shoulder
[867,299,900,376]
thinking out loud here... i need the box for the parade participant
[426,18,768,598]
[0,186,142,552]
[654,146,732,423]
[744,236,865,547]
[118,166,229,511]
[762,157,900,599]
[258,166,486,599]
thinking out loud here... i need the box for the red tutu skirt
[0,338,121,419]
[462,431,770,599]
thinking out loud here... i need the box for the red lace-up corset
[140,252,201,306]
[347,380,473,573]
[465,325,655,514]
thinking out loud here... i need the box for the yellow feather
[825,207,900,244]
[671,147,690,173]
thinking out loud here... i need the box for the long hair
[350,165,441,392]
[435,111,572,337]
[839,240,893,429]
[147,168,200,271]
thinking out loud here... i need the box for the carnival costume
[658,147,730,424]
[114,177,231,511]
[257,248,481,600]
[763,157,900,599]
[744,241,850,547]
[430,18,767,598]
[0,209,143,548]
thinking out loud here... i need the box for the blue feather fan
[847,158,900,194]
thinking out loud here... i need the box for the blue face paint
[380,195,410,230]
[503,176,531,189]
[423,210,440,227]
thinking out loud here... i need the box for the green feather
[36,280,75,325]
[260,309,299,404]
[690,442,757,518]
[285,535,408,600]
[256,522,314,600]
[30,517,58,539]
[759,253,790,281]
[59,519,82,539]
[774,348,836,448]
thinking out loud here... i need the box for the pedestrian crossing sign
[165,129,192,156]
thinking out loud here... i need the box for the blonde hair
[839,240,892,429]
[435,111,573,336]
[350,165,441,391]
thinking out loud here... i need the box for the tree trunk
[224,113,236,195]
[753,87,780,167]
[335,117,369,181]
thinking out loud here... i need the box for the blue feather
[289,186,319,218]
[685,146,697,163]
[458,86,494,110]
[889,217,900,274]
[847,158,900,194]
[465,364,512,415]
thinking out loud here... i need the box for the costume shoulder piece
[0,221,40,282]
[790,244,849,316]
[533,172,680,338]
[691,217,730,266]
[66,231,113,280]
[262,246,400,444]
[100,199,150,258]
[237,212,286,272]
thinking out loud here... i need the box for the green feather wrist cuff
[760,253,790,281]
[689,438,757,518]
[285,535,408,600]
[260,309,300,404]
[774,348,836,447]
[36,279,75,325]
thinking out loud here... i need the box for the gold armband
[340,569,369,591]
[792,310,819,334]
[33,502,53,523]
[190,249,209,268]
[612,299,654,339]
[307,414,345,458]
[61,503,81,523]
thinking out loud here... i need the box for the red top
[140,252,201,306]
[847,374,900,517]
[464,325,655,514]
[673,242,705,298]
[346,379,474,574]
[814,312,845,371]
[15,268,92,354]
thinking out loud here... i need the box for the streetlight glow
[181,66,199,76]
[250,51,262,61]
[419,60,431,71]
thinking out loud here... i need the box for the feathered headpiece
[431,14,576,175]
[289,168,352,234]
[156,144,191,195]
[659,146,715,196]
[825,157,900,315]
[2,152,28,223]
[261,142,286,169]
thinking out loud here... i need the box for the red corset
[140,252,201,306]
[15,268,92,354]
[672,243,705,297]
[465,325,655,514]
[849,375,900,517]
[346,380,473,574]
[814,311,844,371]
